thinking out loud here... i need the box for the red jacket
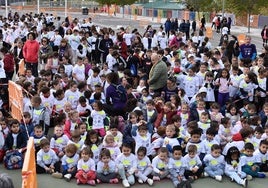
[154,103,177,128]
[3,53,15,72]
[64,119,81,138]
[23,40,40,63]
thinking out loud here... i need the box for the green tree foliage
[94,0,136,6]
[184,0,215,12]
[225,0,266,15]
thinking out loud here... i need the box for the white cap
[199,87,207,93]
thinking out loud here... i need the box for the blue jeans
[118,164,135,185]
[205,166,224,177]
[225,171,246,184]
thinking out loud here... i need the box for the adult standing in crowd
[261,25,268,47]
[239,35,257,61]
[164,18,172,38]
[104,72,127,117]
[148,53,168,96]
[23,32,40,77]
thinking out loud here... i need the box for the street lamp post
[37,0,40,14]
[65,0,67,17]
[222,0,225,18]
[5,0,8,18]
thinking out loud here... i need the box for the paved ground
[1,165,268,188]
[0,8,266,188]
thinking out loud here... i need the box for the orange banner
[8,81,23,121]
[22,137,37,188]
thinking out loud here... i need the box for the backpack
[112,84,127,102]
[4,150,23,169]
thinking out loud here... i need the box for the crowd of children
[0,11,267,188]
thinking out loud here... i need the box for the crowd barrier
[21,137,37,188]
[8,81,24,121]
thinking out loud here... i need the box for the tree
[225,0,266,32]
[94,0,136,16]
[184,0,214,12]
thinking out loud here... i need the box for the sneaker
[96,179,101,184]
[246,175,253,181]
[258,173,266,178]
[147,178,153,186]
[138,178,143,184]
[153,176,160,181]
[64,174,72,182]
[215,175,222,182]
[109,178,118,184]
[76,179,80,185]
[87,180,95,185]
[122,179,130,187]
[203,172,209,177]
[51,172,63,179]
[241,179,248,188]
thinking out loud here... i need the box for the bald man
[148,53,168,96]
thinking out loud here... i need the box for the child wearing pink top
[215,68,230,107]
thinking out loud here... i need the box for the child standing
[203,144,225,181]
[135,146,154,185]
[215,68,230,107]
[90,101,107,137]
[202,71,215,105]
[75,147,96,185]
[96,148,118,184]
[115,143,137,188]
[224,146,248,187]
[152,147,170,181]
[169,145,191,188]
[183,145,204,181]
[36,138,61,174]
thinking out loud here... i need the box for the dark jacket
[4,131,28,151]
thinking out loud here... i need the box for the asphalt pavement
[0,8,266,188]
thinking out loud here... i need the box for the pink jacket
[23,40,40,63]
